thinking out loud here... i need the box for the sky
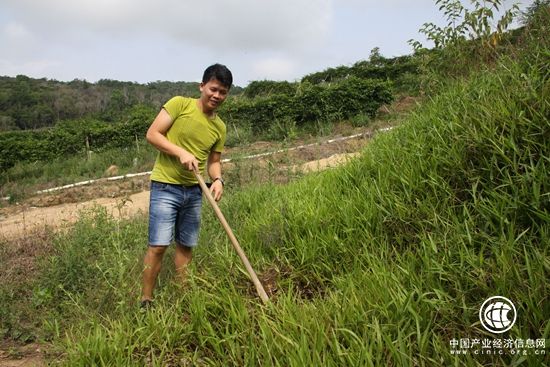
[0,0,532,87]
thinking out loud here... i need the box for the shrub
[243,80,298,98]
[0,105,155,171]
[221,77,393,134]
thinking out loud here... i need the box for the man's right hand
[179,150,199,171]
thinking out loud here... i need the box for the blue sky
[0,0,531,87]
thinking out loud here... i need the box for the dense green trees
[0,75,394,170]
[0,77,205,131]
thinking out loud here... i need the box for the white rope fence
[2,126,395,200]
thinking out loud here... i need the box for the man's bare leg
[174,243,193,284]
[142,246,167,301]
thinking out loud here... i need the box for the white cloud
[0,21,40,61]
[251,57,297,81]
[3,21,33,40]
[2,0,333,53]
[0,58,61,77]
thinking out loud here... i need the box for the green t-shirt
[150,96,226,186]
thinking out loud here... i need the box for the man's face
[200,78,229,112]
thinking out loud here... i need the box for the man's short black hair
[203,64,233,89]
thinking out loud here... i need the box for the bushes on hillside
[301,53,420,94]
[0,104,155,171]
[0,77,393,170]
[221,77,393,132]
[409,0,520,91]
[243,80,298,98]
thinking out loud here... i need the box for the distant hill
[0,75,244,131]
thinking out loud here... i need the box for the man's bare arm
[146,108,198,171]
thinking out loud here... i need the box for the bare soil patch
[0,229,61,367]
[0,190,150,240]
[0,342,47,367]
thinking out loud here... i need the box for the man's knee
[176,243,193,253]
[147,245,168,257]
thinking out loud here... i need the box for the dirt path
[0,344,47,367]
[0,152,360,240]
[0,190,151,240]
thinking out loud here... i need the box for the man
[141,64,232,308]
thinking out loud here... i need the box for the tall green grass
[5,40,544,366]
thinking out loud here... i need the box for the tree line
[0,76,218,131]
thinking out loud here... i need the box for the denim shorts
[148,181,203,247]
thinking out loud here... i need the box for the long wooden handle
[194,171,269,304]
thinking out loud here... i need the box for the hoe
[194,170,269,304]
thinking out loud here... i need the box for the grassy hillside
[1,5,549,367]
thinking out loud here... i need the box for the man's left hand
[210,180,223,202]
